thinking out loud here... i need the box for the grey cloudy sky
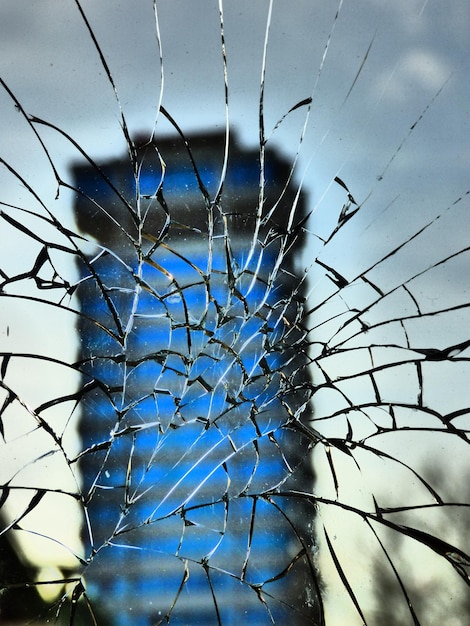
[0,1,469,623]
[1,1,468,184]
[0,0,468,279]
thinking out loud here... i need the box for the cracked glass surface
[0,2,469,625]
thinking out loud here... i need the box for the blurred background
[0,1,469,624]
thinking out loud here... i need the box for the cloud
[374,48,452,104]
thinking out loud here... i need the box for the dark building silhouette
[73,130,318,625]
[0,515,45,624]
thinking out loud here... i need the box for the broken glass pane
[0,2,469,625]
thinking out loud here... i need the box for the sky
[0,1,469,623]
[1,1,469,217]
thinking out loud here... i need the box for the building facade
[73,131,318,624]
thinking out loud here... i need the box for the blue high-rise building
[73,131,317,625]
